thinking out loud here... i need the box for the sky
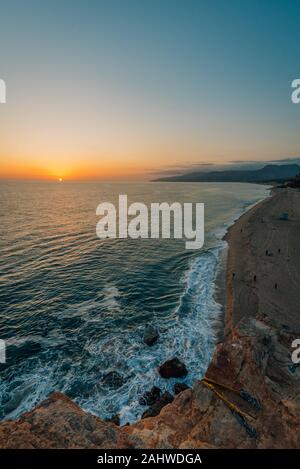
[0,0,300,180]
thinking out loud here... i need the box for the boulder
[174,382,190,395]
[101,371,125,389]
[158,358,188,379]
[142,392,174,419]
[143,326,159,346]
[139,386,161,406]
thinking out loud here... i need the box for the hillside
[154,164,300,183]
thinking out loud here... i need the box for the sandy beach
[1,187,300,448]
[225,187,300,337]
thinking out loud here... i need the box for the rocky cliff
[1,318,299,448]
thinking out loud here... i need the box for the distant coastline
[153,163,300,184]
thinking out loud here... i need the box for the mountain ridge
[154,163,300,183]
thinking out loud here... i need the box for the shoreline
[214,185,271,342]
[1,187,300,448]
[223,186,300,337]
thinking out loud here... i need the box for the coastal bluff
[1,188,300,449]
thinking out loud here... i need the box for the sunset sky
[0,0,300,180]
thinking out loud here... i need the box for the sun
[58,178,63,182]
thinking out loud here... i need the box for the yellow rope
[203,376,239,394]
[201,379,256,420]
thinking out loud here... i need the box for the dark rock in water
[173,382,190,395]
[158,358,188,379]
[101,371,125,389]
[143,326,159,346]
[142,391,174,419]
[139,386,161,406]
[105,414,120,426]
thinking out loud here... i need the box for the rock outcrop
[2,317,299,448]
[158,358,188,379]
[139,386,161,406]
[141,392,174,419]
[0,392,139,449]
[143,326,159,346]
[174,383,190,395]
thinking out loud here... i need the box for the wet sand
[224,187,300,336]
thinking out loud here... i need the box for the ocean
[0,181,269,424]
